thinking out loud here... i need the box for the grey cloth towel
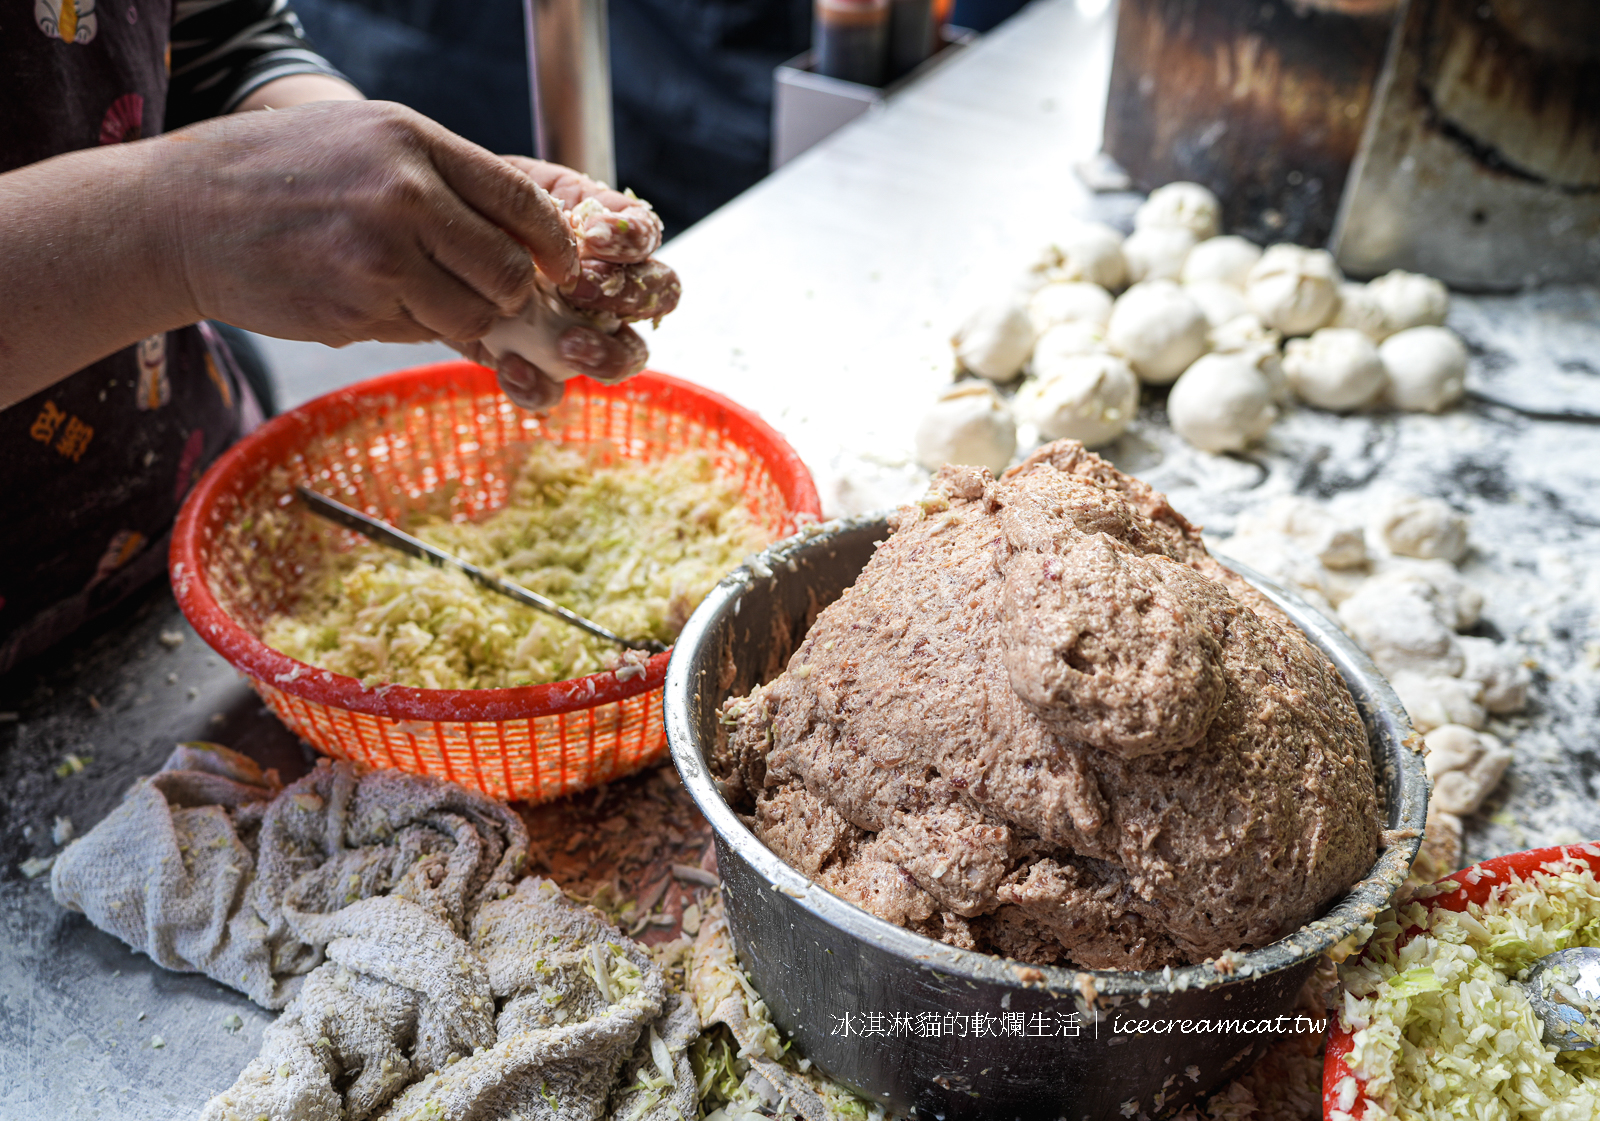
[51,745,697,1120]
[52,744,528,1010]
[201,878,696,1121]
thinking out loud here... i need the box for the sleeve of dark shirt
[166,0,355,129]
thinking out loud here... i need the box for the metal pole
[523,0,617,185]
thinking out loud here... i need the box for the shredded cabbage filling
[1338,853,1600,1121]
[262,444,772,688]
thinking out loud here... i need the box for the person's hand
[463,157,681,411]
[451,328,649,412]
[162,101,579,346]
[2,99,615,401]
[502,156,665,264]
[505,158,681,322]
[157,100,679,412]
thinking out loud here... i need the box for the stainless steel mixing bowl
[664,514,1427,1120]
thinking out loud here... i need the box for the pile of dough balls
[1219,493,1529,736]
[923,181,1472,472]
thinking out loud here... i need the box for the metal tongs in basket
[296,487,669,656]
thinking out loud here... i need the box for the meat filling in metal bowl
[662,439,1425,1119]
[715,440,1385,971]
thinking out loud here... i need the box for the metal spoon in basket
[296,486,669,656]
[1523,948,1600,1052]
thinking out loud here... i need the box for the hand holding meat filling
[0,99,678,408]
[456,157,682,411]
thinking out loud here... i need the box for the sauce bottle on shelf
[815,0,891,86]
[887,0,936,81]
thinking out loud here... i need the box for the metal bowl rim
[665,512,1427,1000]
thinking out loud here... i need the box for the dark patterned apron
[0,0,259,673]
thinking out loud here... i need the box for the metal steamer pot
[664,515,1427,1120]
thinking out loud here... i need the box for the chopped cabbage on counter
[1336,853,1600,1120]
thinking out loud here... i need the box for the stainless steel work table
[3,0,1598,1115]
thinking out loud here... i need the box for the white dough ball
[1014,353,1140,447]
[1236,496,1367,570]
[1393,672,1486,733]
[1379,326,1467,413]
[1181,235,1262,289]
[1370,557,1482,630]
[1239,341,1288,402]
[1032,320,1109,369]
[1224,530,1365,607]
[1026,281,1113,334]
[1368,270,1449,333]
[1167,352,1278,453]
[1030,222,1127,290]
[1457,636,1530,714]
[1245,244,1342,336]
[1208,313,1281,355]
[914,382,1017,475]
[1184,280,1250,329]
[1105,280,1210,385]
[1134,181,1222,240]
[952,298,1035,383]
[1331,282,1389,341]
[1338,580,1464,678]
[1122,225,1198,283]
[1282,327,1386,411]
[1372,495,1470,563]
[1423,724,1511,814]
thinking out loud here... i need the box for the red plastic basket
[171,362,820,803]
[1323,843,1600,1120]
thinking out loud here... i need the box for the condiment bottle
[815,0,890,87]
[887,0,935,81]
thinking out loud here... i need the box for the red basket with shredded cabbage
[1324,843,1600,1121]
[171,362,820,803]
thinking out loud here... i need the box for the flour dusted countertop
[1129,290,1600,866]
[645,0,1121,514]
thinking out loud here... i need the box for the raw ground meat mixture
[716,440,1381,970]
